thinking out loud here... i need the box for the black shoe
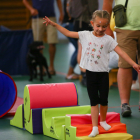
[121,103,132,117]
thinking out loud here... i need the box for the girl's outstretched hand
[43,16,56,26]
[133,64,140,73]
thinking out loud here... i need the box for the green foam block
[24,109,33,134]
[42,105,91,140]
[10,104,23,129]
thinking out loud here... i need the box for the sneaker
[121,103,132,117]
[131,82,139,89]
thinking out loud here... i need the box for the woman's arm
[102,0,114,38]
[23,0,38,16]
[114,46,140,72]
[56,0,64,23]
[43,16,79,39]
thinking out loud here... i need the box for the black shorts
[86,70,109,106]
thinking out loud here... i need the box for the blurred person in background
[62,0,79,79]
[103,0,140,117]
[23,0,63,75]
[66,0,98,86]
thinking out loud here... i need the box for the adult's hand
[102,0,114,38]
[105,26,114,38]
[30,8,38,16]
[58,14,64,24]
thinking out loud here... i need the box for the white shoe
[131,82,139,89]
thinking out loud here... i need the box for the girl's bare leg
[100,105,111,130]
[88,105,99,137]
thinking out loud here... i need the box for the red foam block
[67,112,120,126]
[74,122,127,136]
[27,82,78,109]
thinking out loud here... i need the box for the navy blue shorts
[86,70,109,106]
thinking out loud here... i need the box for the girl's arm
[43,16,79,39]
[114,46,140,72]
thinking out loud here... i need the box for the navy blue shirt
[32,0,55,18]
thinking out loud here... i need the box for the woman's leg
[69,38,78,68]
[62,22,79,79]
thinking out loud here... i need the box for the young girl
[43,10,140,137]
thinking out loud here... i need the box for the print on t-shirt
[86,41,104,64]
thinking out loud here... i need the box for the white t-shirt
[78,31,118,72]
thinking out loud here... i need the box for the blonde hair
[91,10,110,24]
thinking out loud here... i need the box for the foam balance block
[11,82,79,134]
[10,104,24,128]
[77,133,133,140]
[42,105,91,140]
[65,112,133,140]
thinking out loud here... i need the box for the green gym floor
[0,42,140,140]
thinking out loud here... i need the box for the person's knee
[100,103,108,106]
[100,100,108,106]
[90,100,100,106]
[91,103,99,106]
[49,43,56,47]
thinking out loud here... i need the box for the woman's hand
[105,26,114,38]
[58,13,64,24]
[43,16,56,27]
[133,64,140,73]
[30,8,38,16]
